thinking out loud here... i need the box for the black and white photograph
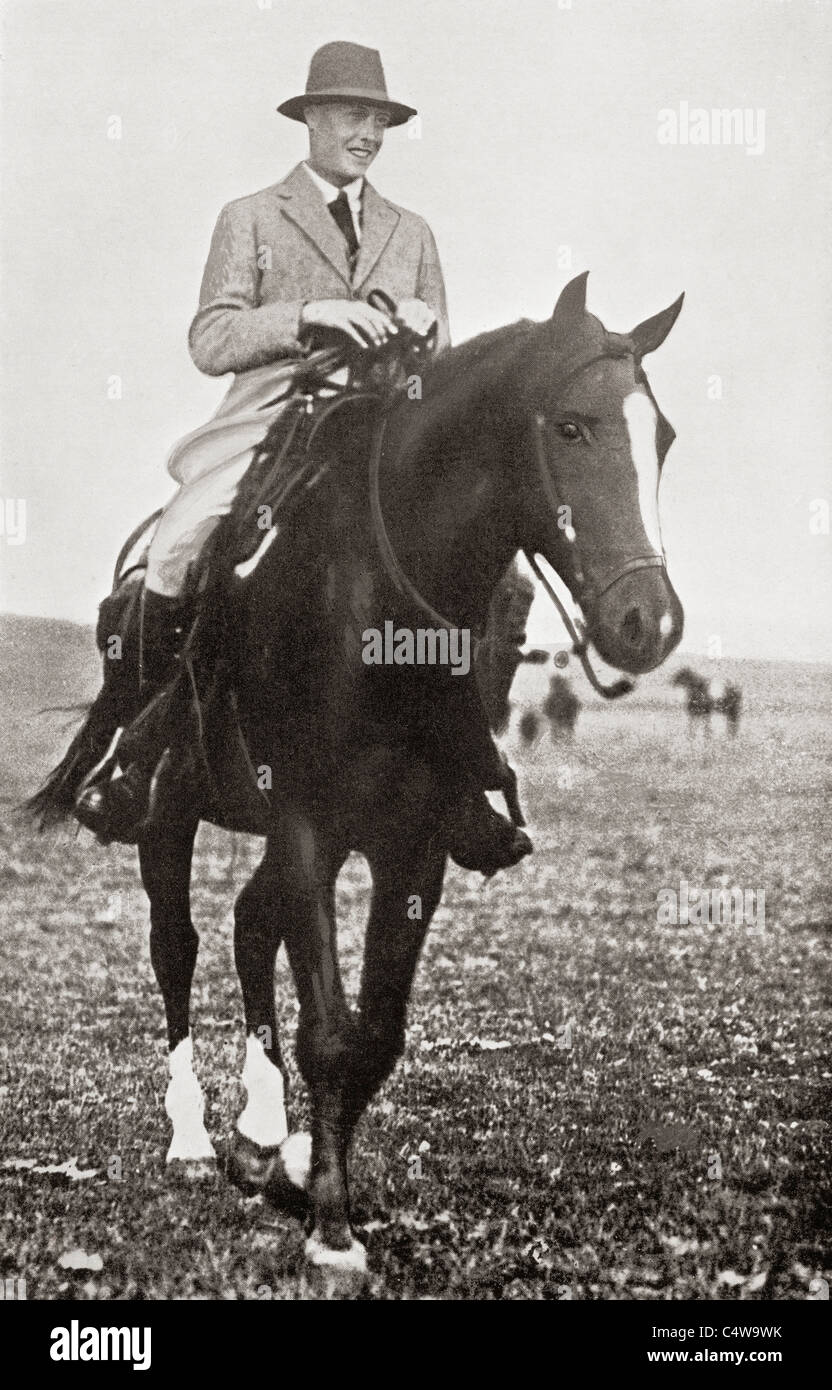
[1,0,829,1339]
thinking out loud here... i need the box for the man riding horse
[76,41,531,875]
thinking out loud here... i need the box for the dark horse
[672,666,742,734]
[29,273,684,1291]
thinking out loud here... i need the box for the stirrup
[74,727,126,804]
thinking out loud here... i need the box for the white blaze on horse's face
[622,390,663,556]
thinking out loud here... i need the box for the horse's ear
[630,292,685,357]
[551,272,589,330]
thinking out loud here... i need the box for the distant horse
[29,272,684,1291]
[518,709,542,745]
[672,666,741,735]
[543,673,581,736]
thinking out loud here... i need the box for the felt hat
[277,42,416,128]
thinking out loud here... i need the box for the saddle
[94,324,425,834]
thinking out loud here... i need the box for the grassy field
[0,615,830,1300]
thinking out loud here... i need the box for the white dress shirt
[302,161,363,243]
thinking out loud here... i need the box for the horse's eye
[558,421,582,443]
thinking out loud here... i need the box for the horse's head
[517,272,684,676]
[671,667,697,688]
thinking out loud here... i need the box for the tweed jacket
[188,161,450,379]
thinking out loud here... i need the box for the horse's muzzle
[588,563,684,675]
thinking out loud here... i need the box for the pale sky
[1,0,830,660]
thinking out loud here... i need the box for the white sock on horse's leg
[164,1036,216,1163]
[236,1033,289,1149]
[281,1132,313,1190]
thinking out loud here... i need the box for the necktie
[329,190,359,260]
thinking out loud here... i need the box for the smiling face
[304,100,390,184]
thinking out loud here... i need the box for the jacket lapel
[352,181,400,290]
[276,163,352,285]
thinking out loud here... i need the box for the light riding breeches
[145,451,255,597]
[144,362,301,598]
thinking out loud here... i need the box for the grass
[0,658,830,1300]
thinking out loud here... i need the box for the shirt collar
[302,161,363,210]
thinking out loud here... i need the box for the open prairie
[1,615,829,1300]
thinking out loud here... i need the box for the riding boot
[443,788,532,876]
[74,590,189,842]
[421,666,533,876]
[138,589,190,693]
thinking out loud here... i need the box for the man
[77,41,530,873]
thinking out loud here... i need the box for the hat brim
[277,91,416,128]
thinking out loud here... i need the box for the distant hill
[2,611,830,805]
[1,613,101,803]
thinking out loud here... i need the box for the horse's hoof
[165,1155,218,1183]
[225,1130,279,1193]
[302,1231,368,1299]
[265,1134,312,1218]
[225,1130,310,1218]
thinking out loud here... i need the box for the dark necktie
[328,190,359,260]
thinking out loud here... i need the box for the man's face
[304,101,390,184]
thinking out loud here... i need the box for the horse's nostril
[621,606,643,646]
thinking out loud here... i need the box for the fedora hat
[277,41,416,128]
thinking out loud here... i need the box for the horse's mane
[386,318,538,463]
[421,319,537,406]
[388,309,624,460]
[425,318,537,394]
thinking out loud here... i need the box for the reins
[524,552,633,700]
[363,290,466,637]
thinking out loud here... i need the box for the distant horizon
[2,606,830,669]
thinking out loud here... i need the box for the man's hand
[394,298,437,339]
[300,299,398,349]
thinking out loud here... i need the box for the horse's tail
[21,685,120,829]
[22,571,145,829]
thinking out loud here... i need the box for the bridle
[525,372,666,699]
[368,320,667,700]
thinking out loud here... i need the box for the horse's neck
[386,358,523,629]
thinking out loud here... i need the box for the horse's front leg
[346,837,446,1130]
[227,852,311,1215]
[138,819,216,1176]
[273,815,362,1282]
